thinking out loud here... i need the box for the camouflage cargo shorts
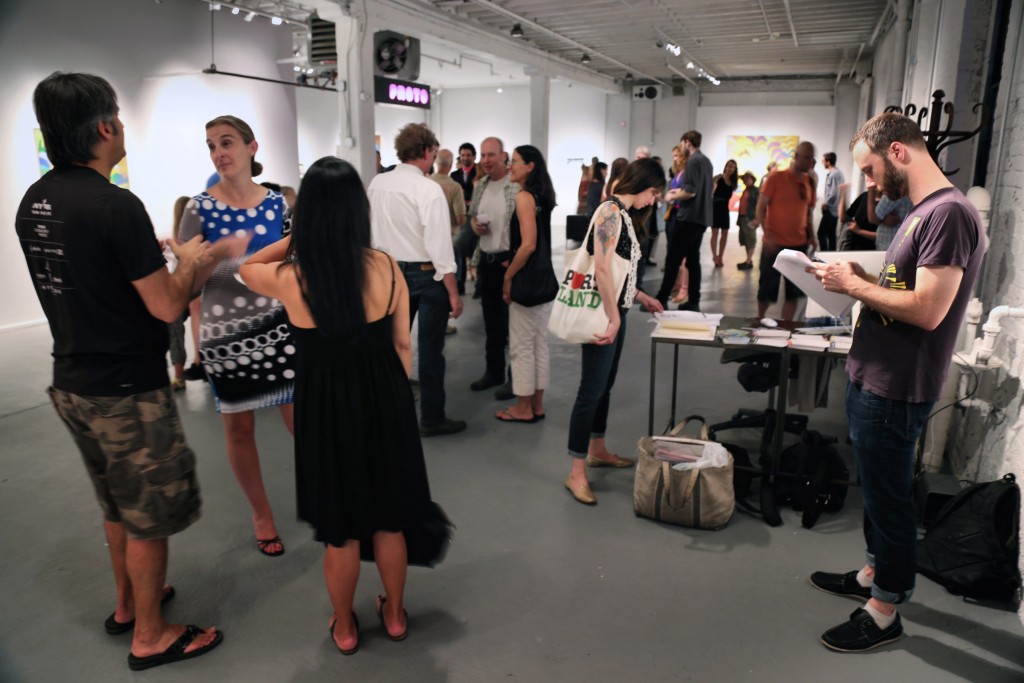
[48,385,202,540]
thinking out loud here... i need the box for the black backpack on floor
[917,473,1021,602]
[773,430,850,529]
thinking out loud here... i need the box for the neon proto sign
[374,76,431,109]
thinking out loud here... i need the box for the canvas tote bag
[633,416,736,530]
[548,199,638,344]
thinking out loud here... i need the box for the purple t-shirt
[847,187,984,403]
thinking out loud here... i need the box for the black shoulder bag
[509,199,559,307]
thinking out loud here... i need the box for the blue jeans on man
[845,381,934,604]
[402,265,450,427]
[567,310,628,456]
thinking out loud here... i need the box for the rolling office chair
[708,349,809,525]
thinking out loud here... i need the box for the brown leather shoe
[564,476,597,505]
[585,453,635,468]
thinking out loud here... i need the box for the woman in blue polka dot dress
[178,115,294,557]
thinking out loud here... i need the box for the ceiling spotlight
[231,6,239,14]
[686,61,694,70]
[244,11,255,21]
[293,65,301,72]
[510,22,524,38]
[624,72,634,81]
[271,16,282,25]
[497,87,503,93]
[581,53,591,64]
[664,42,681,57]
[306,68,315,75]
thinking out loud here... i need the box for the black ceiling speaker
[373,30,420,81]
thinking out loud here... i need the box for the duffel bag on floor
[634,416,735,530]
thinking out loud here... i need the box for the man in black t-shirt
[15,72,222,671]
[807,113,984,653]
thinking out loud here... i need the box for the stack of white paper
[773,249,857,318]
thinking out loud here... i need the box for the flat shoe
[329,612,360,655]
[127,625,223,671]
[105,585,176,635]
[376,595,408,641]
[564,476,597,505]
[256,536,285,557]
[585,453,635,468]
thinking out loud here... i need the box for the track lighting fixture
[510,22,524,38]
[581,53,591,64]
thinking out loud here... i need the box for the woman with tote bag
[558,159,666,505]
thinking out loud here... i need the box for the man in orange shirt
[754,141,817,320]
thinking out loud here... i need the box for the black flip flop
[329,612,360,655]
[104,586,177,635]
[495,410,541,424]
[127,625,224,671]
[376,596,408,641]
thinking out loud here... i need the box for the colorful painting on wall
[34,128,131,188]
[726,135,800,186]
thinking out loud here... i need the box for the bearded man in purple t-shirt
[807,113,985,653]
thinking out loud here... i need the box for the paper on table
[773,249,856,318]
[652,323,717,341]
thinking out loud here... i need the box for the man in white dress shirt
[368,123,466,436]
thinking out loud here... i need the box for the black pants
[454,218,478,293]
[655,220,706,307]
[817,211,838,252]
[477,254,510,379]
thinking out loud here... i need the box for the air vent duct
[308,14,337,66]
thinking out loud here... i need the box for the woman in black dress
[239,157,451,654]
[586,161,608,216]
[710,158,738,268]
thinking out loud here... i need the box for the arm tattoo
[594,204,621,254]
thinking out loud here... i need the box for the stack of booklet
[830,335,854,353]
[651,311,723,341]
[750,328,790,347]
[650,436,706,463]
[789,333,833,350]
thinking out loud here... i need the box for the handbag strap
[668,415,711,440]
[662,460,699,508]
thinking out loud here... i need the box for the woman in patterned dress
[178,115,294,557]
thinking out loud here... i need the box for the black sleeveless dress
[289,263,451,566]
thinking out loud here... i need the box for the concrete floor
[1,237,1021,682]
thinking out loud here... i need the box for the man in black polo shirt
[15,72,222,670]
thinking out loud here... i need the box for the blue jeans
[846,381,933,604]
[402,266,450,427]
[567,310,628,457]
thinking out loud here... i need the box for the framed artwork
[726,134,800,186]
[34,128,130,188]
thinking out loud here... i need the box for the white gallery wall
[1,0,299,330]
[374,103,429,168]
[548,82,621,237]
[431,85,531,160]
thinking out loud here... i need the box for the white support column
[832,81,862,172]
[319,5,376,182]
[528,72,550,157]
